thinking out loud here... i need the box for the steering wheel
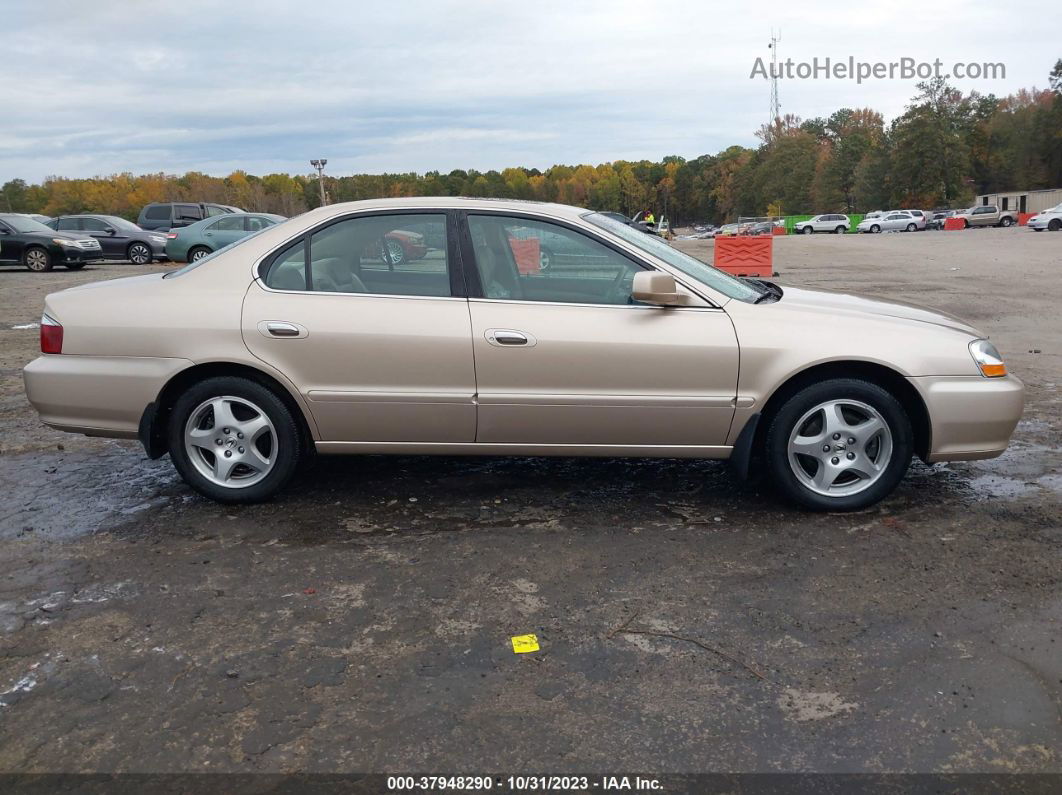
[606,267,636,304]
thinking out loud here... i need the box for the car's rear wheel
[187,246,212,263]
[765,378,913,511]
[834,226,845,234]
[128,242,152,264]
[25,247,53,272]
[168,376,302,503]
[906,223,916,232]
[802,226,813,235]
[870,224,881,234]
[1049,219,1062,231]
[1000,217,1013,227]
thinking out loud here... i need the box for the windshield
[164,218,294,278]
[1045,203,1062,214]
[583,212,764,303]
[0,215,55,234]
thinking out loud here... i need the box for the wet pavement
[0,231,1060,773]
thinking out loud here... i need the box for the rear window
[144,205,170,220]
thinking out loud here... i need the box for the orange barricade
[942,217,965,231]
[713,235,773,277]
[771,225,786,236]
[508,237,541,274]
[1018,213,1034,226]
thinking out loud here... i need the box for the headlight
[969,339,1007,377]
[53,238,76,247]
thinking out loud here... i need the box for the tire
[24,246,53,272]
[870,224,881,234]
[64,262,86,270]
[128,242,152,265]
[963,220,970,229]
[906,223,916,232]
[168,376,302,504]
[187,246,212,263]
[834,226,846,234]
[380,238,406,265]
[999,217,1013,227]
[1049,219,1062,232]
[802,226,813,235]
[765,378,913,511]
[538,245,554,272]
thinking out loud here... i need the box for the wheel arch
[140,361,317,459]
[752,360,931,461]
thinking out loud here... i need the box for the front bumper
[58,245,104,263]
[909,374,1025,462]
[23,354,192,438]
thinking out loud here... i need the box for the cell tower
[768,29,781,125]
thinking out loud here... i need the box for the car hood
[28,230,86,241]
[777,286,982,336]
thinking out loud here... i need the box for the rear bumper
[910,374,1025,462]
[23,354,192,438]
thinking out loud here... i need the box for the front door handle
[485,328,536,347]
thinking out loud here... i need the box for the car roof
[303,196,593,223]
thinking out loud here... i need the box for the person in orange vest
[645,209,656,226]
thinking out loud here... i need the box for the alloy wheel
[787,399,893,497]
[26,249,49,271]
[183,396,277,488]
[129,243,151,264]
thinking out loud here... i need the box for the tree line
[3,60,1059,226]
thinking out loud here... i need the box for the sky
[4,0,1057,183]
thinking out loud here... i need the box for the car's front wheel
[168,376,302,503]
[24,247,53,272]
[128,242,153,264]
[870,224,881,233]
[765,378,913,511]
[802,226,813,235]
[1050,219,1062,231]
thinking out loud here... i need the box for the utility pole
[310,159,328,207]
[768,30,781,127]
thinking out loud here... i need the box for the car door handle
[485,329,536,347]
[265,321,301,337]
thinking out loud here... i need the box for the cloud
[2,0,1055,181]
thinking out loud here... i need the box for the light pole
[310,159,328,206]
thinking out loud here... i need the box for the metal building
[975,187,1062,214]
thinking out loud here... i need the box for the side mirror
[105,227,116,235]
[632,271,690,306]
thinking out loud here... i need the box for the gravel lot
[0,227,1059,774]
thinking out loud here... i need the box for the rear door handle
[260,321,305,338]
[485,328,536,347]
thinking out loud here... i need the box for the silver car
[857,211,918,233]
[794,214,851,235]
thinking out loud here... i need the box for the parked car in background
[47,215,167,264]
[794,214,850,235]
[138,202,243,232]
[1025,203,1061,232]
[165,213,284,262]
[955,205,1017,228]
[747,221,775,236]
[862,211,885,221]
[928,210,957,230]
[856,211,918,233]
[23,197,1023,512]
[0,213,103,271]
[898,210,928,230]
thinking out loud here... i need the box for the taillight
[40,314,63,354]
[166,232,178,239]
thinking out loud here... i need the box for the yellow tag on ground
[511,634,540,653]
